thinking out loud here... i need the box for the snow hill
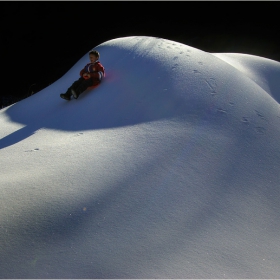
[1,36,280,278]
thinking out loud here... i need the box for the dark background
[1,1,279,108]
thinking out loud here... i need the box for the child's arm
[80,68,85,77]
[89,64,105,81]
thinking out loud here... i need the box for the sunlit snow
[1,36,280,278]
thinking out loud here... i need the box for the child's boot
[60,93,71,100]
[60,89,72,100]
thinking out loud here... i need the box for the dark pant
[65,77,94,98]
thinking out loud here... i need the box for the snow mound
[1,36,280,278]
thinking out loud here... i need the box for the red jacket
[80,60,105,86]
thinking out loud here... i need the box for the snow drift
[1,36,280,278]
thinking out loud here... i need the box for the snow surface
[1,36,280,278]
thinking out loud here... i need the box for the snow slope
[1,36,280,278]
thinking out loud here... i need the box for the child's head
[89,50,100,63]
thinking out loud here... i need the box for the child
[60,50,105,100]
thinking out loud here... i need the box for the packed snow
[1,36,280,278]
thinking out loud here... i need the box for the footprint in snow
[241,117,250,124]
[205,78,217,95]
[25,148,39,152]
[217,108,227,114]
[255,126,266,134]
[255,110,267,121]
[193,70,201,74]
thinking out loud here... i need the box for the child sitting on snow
[60,50,105,100]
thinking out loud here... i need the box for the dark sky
[1,1,279,102]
